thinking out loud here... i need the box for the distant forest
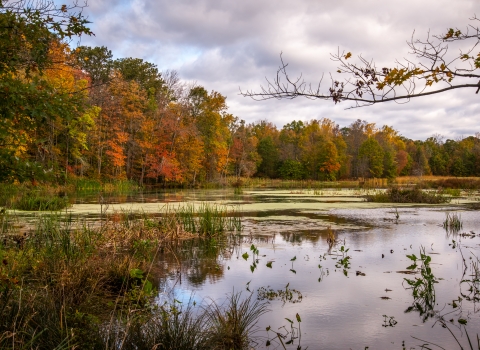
[2,40,480,184]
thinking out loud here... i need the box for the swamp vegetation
[0,205,267,349]
[0,181,479,349]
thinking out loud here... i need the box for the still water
[75,189,480,349]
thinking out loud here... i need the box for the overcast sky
[77,0,479,140]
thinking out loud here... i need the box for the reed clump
[366,187,450,204]
[159,203,243,238]
[443,212,463,232]
[326,226,336,252]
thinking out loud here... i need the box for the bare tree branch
[241,15,480,108]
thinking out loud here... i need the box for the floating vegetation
[257,283,303,304]
[443,212,463,233]
[366,187,449,204]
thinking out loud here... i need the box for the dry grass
[395,176,480,188]
[326,226,337,253]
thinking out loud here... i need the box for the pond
[20,188,480,349]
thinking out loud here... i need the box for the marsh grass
[0,211,169,349]
[72,178,141,193]
[14,192,70,211]
[326,226,336,253]
[224,176,360,189]
[204,292,269,350]
[443,212,463,232]
[0,208,259,349]
[366,187,449,204]
[0,184,71,211]
[420,177,480,190]
[159,203,243,238]
[117,301,209,350]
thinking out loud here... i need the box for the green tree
[256,136,279,178]
[278,160,304,180]
[113,57,166,96]
[75,46,113,84]
[382,151,397,179]
[359,137,384,178]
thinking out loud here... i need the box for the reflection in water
[155,206,480,349]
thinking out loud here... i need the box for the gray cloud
[77,0,480,140]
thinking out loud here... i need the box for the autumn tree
[230,120,260,178]
[299,119,342,180]
[342,120,376,178]
[188,86,233,182]
[0,0,92,181]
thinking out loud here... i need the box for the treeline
[1,6,480,185]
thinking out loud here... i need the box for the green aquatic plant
[265,312,305,349]
[331,239,351,276]
[403,247,438,322]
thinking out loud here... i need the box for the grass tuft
[443,212,463,232]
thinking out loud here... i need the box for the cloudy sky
[77,0,479,140]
